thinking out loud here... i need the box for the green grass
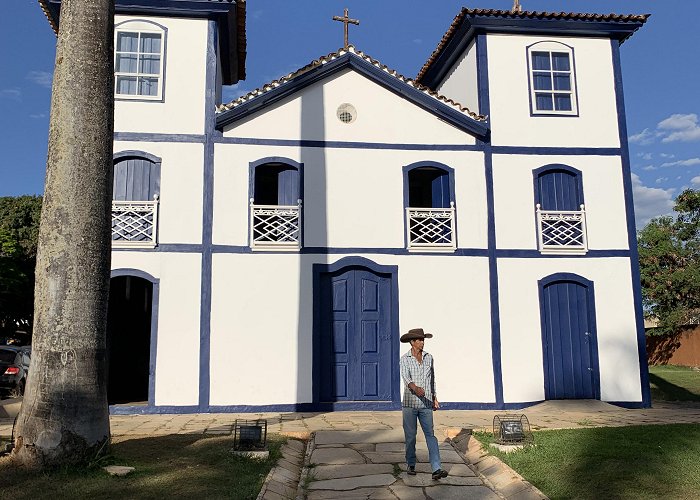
[476,424,700,500]
[0,434,285,500]
[649,365,700,402]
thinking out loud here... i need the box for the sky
[1,0,698,228]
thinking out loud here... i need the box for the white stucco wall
[222,68,477,145]
[208,253,495,406]
[114,15,208,135]
[114,140,204,244]
[498,258,641,403]
[491,154,630,250]
[436,39,480,115]
[486,34,620,148]
[111,251,202,406]
[213,144,488,250]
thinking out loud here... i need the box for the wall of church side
[435,39,479,115]
[497,258,641,403]
[113,15,208,135]
[221,70,477,145]
[486,34,620,148]
[114,141,204,244]
[213,144,488,249]
[491,154,629,250]
[208,253,495,406]
[111,251,203,406]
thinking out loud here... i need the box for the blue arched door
[319,267,393,402]
[540,276,600,400]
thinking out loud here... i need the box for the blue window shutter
[113,157,160,201]
[277,167,299,205]
[431,172,450,208]
[538,170,581,211]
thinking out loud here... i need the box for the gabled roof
[37,0,247,84]
[216,45,489,139]
[416,8,649,88]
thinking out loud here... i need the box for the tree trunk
[13,0,114,467]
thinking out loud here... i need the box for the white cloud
[660,158,700,168]
[659,153,675,158]
[631,173,674,228]
[628,128,654,145]
[642,165,657,171]
[26,70,53,88]
[691,176,700,186]
[29,113,46,119]
[655,177,668,184]
[0,88,21,100]
[658,113,700,143]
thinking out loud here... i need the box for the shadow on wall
[646,325,700,367]
[296,84,328,403]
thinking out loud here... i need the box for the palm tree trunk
[13,0,114,466]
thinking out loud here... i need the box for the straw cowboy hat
[400,328,433,343]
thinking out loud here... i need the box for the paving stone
[400,472,484,487]
[286,439,306,452]
[425,485,500,500]
[486,469,523,490]
[506,486,548,500]
[269,469,297,486]
[277,458,301,475]
[388,483,427,500]
[496,478,530,498]
[311,463,394,480]
[364,452,406,463]
[307,488,391,499]
[376,442,405,452]
[349,442,376,451]
[314,430,405,445]
[445,463,477,477]
[307,473,397,490]
[261,490,287,500]
[399,463,434,473]
[265,479,297,498]
[310,447,366,465]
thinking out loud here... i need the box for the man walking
[400,328,448,480]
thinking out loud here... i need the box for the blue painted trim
[538,273,601,401]
[419,15,646,88]
[608,401,647,409]
[216,53,489,139]
[496,249,630,258]
[247,157,304,249]
[491,146,620,156]
[113,150,162,164]
[114,132,206,143]
[112,243,203,253]
[611,39,651,408]
[312,257,401,406]
[197,21,217,411]
[476,34,491,121]
[110,268,160,406]
[525,41,579,118]
[401,161,457,250]
[114,19,168,103]
[215,136,481,150]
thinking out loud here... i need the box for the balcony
[250,199,302,251]
[112,196,159,248]
[536,204,587,254]
[406,203,456,252]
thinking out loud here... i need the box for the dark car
[0,346,31,398]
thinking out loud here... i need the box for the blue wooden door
[537,170,580,211]
[277,167,299,205]
[541,280,598,399]
[113,157,160,201]
[320,268,393,402]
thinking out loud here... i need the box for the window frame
[114,19,167,102]
[526,41,579,117]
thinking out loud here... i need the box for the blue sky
[1,0,698,228]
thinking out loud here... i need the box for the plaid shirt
[400,349,436,408]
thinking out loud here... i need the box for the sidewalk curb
[295,432,315,500]
[450,429,549,500]
[256,436,308,500]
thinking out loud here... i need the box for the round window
[336,103,357,124]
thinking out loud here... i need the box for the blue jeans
[402,407,442,472]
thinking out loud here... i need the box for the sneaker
[432,469,448,480]
[407,465,416,475]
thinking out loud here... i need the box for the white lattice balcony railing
[536,204,588,254]
[250,199,302,251]
[406,203,456,252]
[112,196,159,248]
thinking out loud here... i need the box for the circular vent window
[336,103,357,124]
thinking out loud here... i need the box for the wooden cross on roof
[333,8,359,48]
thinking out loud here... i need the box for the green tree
[638,189,700,336]
[0,196,42,341]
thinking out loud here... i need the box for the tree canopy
[638,188,700,336]
[0,195,42,343]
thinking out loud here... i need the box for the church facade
[42,1,651,413]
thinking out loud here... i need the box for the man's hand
[408,383,425,397]
[433,397,440,410]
